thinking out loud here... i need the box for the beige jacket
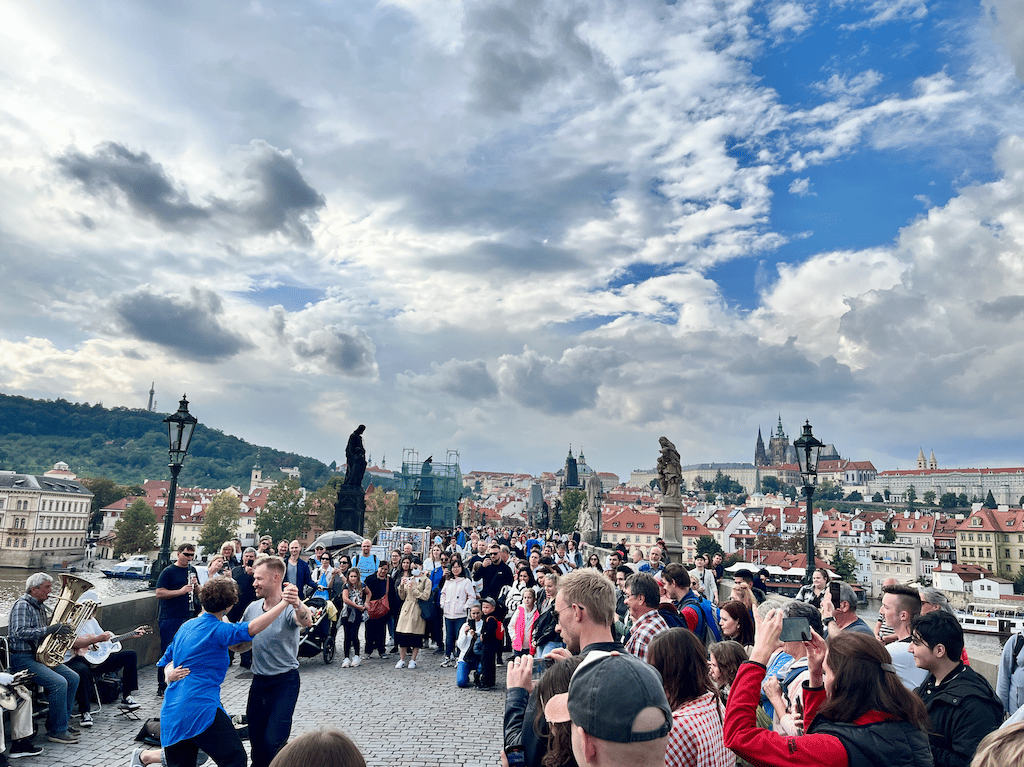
[396,574,432,635]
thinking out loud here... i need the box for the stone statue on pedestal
[577,473,602,543]
[657,436,684,563]
[657,436,682,505]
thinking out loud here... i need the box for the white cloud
[788,177,814,196]
[768,2,814,37]
[0,1,1022,477]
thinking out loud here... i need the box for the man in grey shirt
[241,555,313,767]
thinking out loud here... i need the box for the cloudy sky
[2,0,1024,480]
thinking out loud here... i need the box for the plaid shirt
[665,692,734,767]
[8,593,50,653]
[624,608,669,662]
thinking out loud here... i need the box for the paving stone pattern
[20,649,505,767]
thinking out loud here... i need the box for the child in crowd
[478,597,502,689]
[455,604,484,688]
[510,588,538,658]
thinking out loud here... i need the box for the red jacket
[724,661,899,767]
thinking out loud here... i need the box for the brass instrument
[36,574,98,667]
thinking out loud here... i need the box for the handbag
[367,578,390,619]
[418,596,436,622]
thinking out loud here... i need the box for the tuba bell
[35,574,98,667]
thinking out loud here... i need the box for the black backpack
[1010,633,1024,675]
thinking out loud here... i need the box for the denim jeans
[246,668,300,767]
[456,657,478,688]
[10,652,78,735]
[444,617,466,658]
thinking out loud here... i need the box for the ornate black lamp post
[793,420,823,586]
[149,395,197,588]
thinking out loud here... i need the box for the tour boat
[957,602,1024,636]
[101,555,152,580]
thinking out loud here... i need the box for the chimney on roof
[915,511,920,519]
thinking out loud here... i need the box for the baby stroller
[297,596,336,663]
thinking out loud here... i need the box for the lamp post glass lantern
[150,395,197,587]
[793,420,823,585]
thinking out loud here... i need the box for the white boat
[101,555,152,580]
[957,602,1024,636]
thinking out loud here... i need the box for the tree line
[111,477,399,558]
[0,392,334,490]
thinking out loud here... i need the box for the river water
[0,563,152,615]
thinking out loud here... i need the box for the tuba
[36,574,98,667]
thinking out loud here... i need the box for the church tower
[754,428,768,467]
[929,450,937,470]
[768,415,790,465]
[917,448,927,470]
[563,446,580,489]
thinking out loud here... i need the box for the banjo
[81,625,152,665]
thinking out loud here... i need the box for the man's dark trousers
[246,667,300,767]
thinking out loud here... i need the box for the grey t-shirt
[242,598,300,676]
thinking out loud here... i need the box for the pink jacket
[512,605,539,653]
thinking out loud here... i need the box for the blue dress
[156,613,252,747]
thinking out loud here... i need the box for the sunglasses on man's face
[183,552,196,557]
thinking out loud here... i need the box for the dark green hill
[0,392,334,490]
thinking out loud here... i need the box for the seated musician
[64,590,147,725]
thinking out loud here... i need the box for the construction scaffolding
[397,448,462,529]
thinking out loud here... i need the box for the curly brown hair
[199,577,238,614]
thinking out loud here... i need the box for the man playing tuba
[8,573,82,744]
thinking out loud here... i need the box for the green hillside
[0,392,334,490]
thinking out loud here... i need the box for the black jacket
[812,719,933,767]
[915,664,1003,767]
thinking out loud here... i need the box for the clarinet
[187,564,200,615]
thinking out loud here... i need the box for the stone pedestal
[657,500,684,563]
[334,486,366,537]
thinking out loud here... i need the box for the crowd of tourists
[7,525,1024,767]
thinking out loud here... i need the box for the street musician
[7,573,81,744]
[65,589,147,725]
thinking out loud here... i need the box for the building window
[987,548,992,558]
[970,548,975,557]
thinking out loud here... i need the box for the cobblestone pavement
[20,647,506,767]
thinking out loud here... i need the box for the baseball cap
[544,651,671,743]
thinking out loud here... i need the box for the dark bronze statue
[344,424,367,487]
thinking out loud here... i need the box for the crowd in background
[11,523,1024,767]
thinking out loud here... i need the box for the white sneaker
[341,657,351,668]
[408,660,417,669]
[351,655,361,667]
[81,711,93,727]
[395,659,406,669]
